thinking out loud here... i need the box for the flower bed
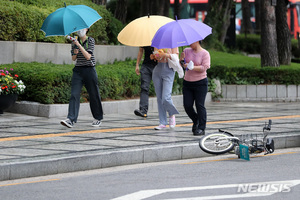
[0,68,26,95]
[0,67,26,113]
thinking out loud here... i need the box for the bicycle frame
[218,120,273,156]
[199,120,274,157]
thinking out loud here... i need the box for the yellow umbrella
[117,15,174,47]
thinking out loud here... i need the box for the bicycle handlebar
[263,120,272,131]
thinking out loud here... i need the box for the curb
[1,134,299,181]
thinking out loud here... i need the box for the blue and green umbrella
[41,3,101,37]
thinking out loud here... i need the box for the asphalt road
[0,147,299,200]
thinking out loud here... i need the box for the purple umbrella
[151,18,212,49]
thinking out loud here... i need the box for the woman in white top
[152,48,180,130]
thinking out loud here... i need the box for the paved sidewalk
[0,102,300,181]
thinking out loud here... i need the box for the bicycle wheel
[199,133,235,155]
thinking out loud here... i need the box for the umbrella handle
[183,58,189,71]
[180,58,188,71]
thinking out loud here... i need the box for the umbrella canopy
[41,3,102,37]
[151,19,212,49]
[117,15,174,47]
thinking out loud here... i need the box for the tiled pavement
[0,102,300,181]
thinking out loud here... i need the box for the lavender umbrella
[151,18,212,49]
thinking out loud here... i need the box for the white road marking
[112,179,300,200]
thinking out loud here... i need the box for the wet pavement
[0,101,299,180]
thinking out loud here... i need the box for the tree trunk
[163,0,170,17]
[241,0,254,35]
[276,0,291,65]
[152,0,165,16]
[255,0,261,34]
[260,0,280,67]
[174,0,180,19]
[140,0,149,16]
[114,0,127,24]
[219,0,234,44]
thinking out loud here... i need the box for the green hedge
[236,34,300,59]
[1,61,183,104]
[208,50,300,85]
[236,34,261,54]
[0,0,124,45]
[2,50,300,104]
[208,65,300,85]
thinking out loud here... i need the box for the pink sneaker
[169,115,176,128]
[154,124,167,130]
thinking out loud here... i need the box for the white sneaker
[169,115,176,128]
[60,119,74,128]
[154,124,167,130]
[92,119,102,127]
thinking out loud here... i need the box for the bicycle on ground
[199,120,275,159]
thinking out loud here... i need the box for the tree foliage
[114,0,127,24]
[203,0,234,50]
[108,0,170,25]
[92,0,107,5]
[0,0,124,45]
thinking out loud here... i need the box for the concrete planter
[221,84,300,102]
[7,93,212,118]
[0,94,18,114]
[0,41,138,65]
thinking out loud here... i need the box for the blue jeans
[67,67,103,123]
[183,78,208,130]
[152,62,179,125]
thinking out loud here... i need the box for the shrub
[208,65,300,85]
[7,63,74,104]
[1,61,151,104]
[236,34,300,59]
[2,51,300,104]
[0,0,123,45]
[0,1,50,42]
[208,50,300,87]
[236,34,261,54]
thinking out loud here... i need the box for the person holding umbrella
[60,28,103,128]
[152,48,180,130]
[116,15,174,118]
[40,3,103,128]
[134,46,157,118]
[151,18,212,134]
[180,41,211,136]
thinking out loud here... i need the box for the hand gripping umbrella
[41,3,102,37]
[117,15,174,47]
[151,18,212,49]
